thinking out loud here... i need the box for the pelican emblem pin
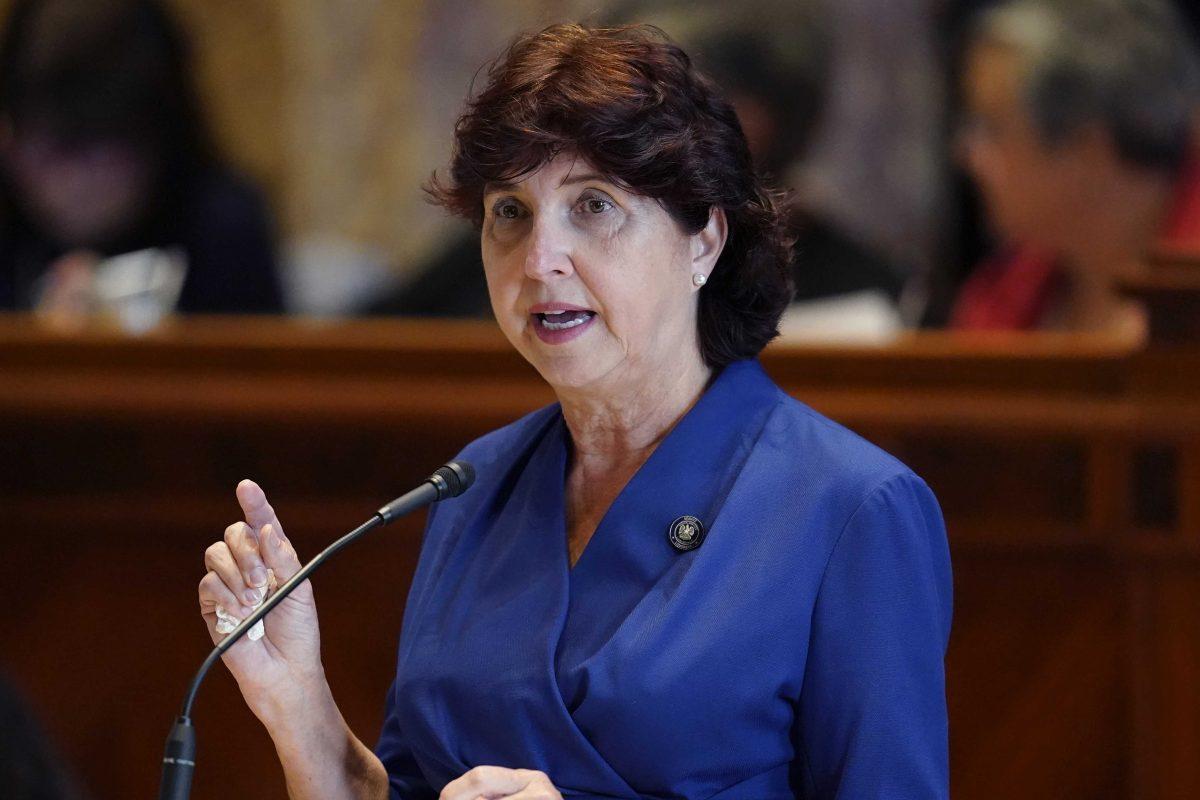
[668,515,705,552]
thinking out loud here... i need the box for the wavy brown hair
[428,23,794,368]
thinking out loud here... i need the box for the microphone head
[433,460,475,498]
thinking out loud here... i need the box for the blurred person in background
[951,0,1200,334]
[0,0,282,325]
[0,672,85,800]
[610,0,908,307]
[785,0,947,327]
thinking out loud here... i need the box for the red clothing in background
[951,156,1200,330]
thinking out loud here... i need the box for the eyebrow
[558,172,609,187]
[483,172,612,195]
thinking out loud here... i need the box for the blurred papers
[776,290,903,344]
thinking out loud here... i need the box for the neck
[557,354,713,464]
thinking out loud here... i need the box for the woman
[0,0,282,315]
[198,24,952,799]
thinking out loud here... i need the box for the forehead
[483,153,617,196]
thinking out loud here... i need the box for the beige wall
[170,0,577,271]
[169,0,288,225]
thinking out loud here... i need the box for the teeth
[544,316,585,331]
[543,315,589,331]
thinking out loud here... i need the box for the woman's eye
[489,197,526,221]
[581,197,613,214]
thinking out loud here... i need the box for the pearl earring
[692,273,707,287]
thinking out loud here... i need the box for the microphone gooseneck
[379,460,473,521]
[158,460,475,800]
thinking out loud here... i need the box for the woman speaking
[197,24,952,800]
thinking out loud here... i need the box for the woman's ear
[690,206,728,282]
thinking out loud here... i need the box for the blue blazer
[376,359,952,799]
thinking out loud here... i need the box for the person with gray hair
[950,0,1200,333]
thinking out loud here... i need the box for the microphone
[157,460,475,800]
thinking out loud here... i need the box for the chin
[501,311,630,395]
[528,345,627,398]
[526,349,609,392]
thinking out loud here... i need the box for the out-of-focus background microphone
[157,460,475,800]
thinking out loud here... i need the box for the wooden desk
[2,315,1196,799]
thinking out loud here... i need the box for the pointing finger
[236,479,286,542]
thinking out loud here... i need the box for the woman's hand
[197,479,326,727]
[439,766,562,800]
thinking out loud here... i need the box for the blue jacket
[376,359,952,799]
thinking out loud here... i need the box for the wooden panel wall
[2,315,1198,799]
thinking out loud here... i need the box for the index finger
[235,479,286,541]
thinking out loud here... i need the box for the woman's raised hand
[198,479,326,726]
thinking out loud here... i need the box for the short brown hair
[428,23,794,368]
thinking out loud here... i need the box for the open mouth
[535,310,596,330]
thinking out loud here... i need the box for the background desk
[2,315,1197,799]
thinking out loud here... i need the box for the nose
[523,216,574,282]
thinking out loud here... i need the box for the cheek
[480,258,526,344]
[1011,155,1071,216]
[481,243,519,302]
[969,140,1021,195]
[973,146,1045,222]
[594,254,689,341]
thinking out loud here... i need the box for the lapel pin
[668,515,705,552]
